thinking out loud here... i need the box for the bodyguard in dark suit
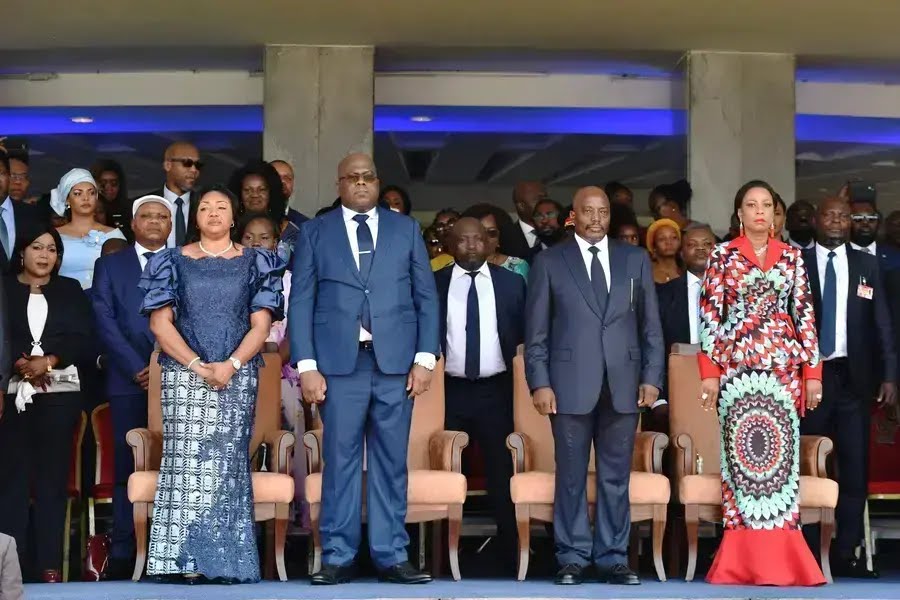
[801,196,897,578]
[91,195,172,574]
[435,218,525,568]
[506,181,548,262]
[525,187,664,585]
[848,200,900,273]
[140,141,202,248]
[0,156,44,274]
[290,153,440,585]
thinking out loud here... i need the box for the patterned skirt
[706,367,825,586]
[147,361,260,583]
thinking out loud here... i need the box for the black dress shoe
[833,558,879,579]
[377,561,432,584]
[596,563,640,585]
[311,563,357,585]
[555,563,585,585]
[104,558,134,581]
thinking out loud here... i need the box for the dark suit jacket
[289,206,440,376]
[5,275,94,373]
[0,275,9,387]
[286,208,309,229]
[434,263,526,371]
[656,274,694,399]
[803,246,897,398]
[506,221,541,263]
[525,237,665,414]
[91,247,156,397]
[0,201,44,274]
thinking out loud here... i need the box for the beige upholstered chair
[127,352,295,581]
[506,346,670,581]
[304,358,470,580]
[668,343,838,582]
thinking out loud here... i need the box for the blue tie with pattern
[820,250,837,357]
[353,214,374,331]
[0,205,9,260]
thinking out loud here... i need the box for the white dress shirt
[297,205,433,374]
[0,196,16,257]
[134,242,164,272]
[816,242,849,359]
[788,236,815,251]
[445,263,506,379]
[518,220,539,249]
[687,271,702,345]
[163,186,190,248]
[573,233,611,289]
[850,241,877,255]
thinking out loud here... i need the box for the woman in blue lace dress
[139,185,285,583]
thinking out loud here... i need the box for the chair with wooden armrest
[668,343,838,582]
[506,346,670,581]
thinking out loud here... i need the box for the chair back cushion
[668,344,720,474]
[407,359,446,470]
[91,403,115,488]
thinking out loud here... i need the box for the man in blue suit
[290,153,440,585]
[91,195,172,576]
[434,218,525,570]
[525,186,664,586]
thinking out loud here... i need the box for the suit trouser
[0,392,81,572]
[319,347,412,569]
[444,373,516,557]
[550,384,639,568]
[109,392,147,560]
[800,358,870,558]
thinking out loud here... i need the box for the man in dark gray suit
[525,186,664,586]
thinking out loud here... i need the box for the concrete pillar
[263,45,374,217]
[686,52,795,233]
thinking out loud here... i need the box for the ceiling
[17,130,900,214]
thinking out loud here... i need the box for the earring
[231,222,236,229]
[739,219,745,237]
[769,223,775,239]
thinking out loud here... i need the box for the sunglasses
[168,157,204,170]
[851,214,879,223]
[340,172,378,184]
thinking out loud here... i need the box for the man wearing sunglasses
[849,200,900,273]
[145,142,203,247]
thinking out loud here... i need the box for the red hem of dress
[706,529,826,586]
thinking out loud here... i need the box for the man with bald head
[507,180,549,261]
[145,141,202,247]
[271,159,310,228]
[525,186,664,585]
[434,218,526,570]
[290,153,439,585]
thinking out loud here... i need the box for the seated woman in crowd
[461,203,529,279]
[237,211,309,528]
[51,169,126,290]
[228,160,296,265]
[379,184,412,215]
[90,159,132,238]
[0,226,94,583]
[139,185,284,583]
[610,202,641,246]
[646,218,683,284]
[429,208,460,271]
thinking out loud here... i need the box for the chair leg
[864,500,874,572]
[628,528,639,572]
[62,498,72,583]
[263,521,275,580]
[310,510,322,574]
[88,497,96,537]
[275,506,289,582]
[652,504,667,582]
[132,502,148,582]
[515,504,531,581]
[448,505,462,581]
[820,509,834,584]
[430,519,443,579]
[684,504,699,582]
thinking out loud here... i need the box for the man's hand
[805,379,823,411]
[637,384,660,408]
[301,370,327,404]
[699,378,720,411]
[533,387,557,416]
[134,367,151,391]
[878,382,897,407]
[406,365,432,399]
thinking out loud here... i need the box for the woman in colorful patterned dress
[697,180,825,586]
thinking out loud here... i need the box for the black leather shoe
[377,561,432,584]
[104,558,134,581]
[311,563,357,585]
[555,563,585,585]
[596,563,640,585]
[833,558,879,579]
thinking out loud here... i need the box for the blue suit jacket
[289,207,440,376]
[92,247,156,397]
[434,263,526,371]
[525,237,665,415]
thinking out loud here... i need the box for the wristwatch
[228,356,242,371]
[414,355,437,371]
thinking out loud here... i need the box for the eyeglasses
[9,173,28,182]
[339,172,377,184]
[851,214,879,223]
[167,157,204,170]
[485,228,500,239]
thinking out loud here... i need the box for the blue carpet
[24,576,900,600]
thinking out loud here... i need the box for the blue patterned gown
[139,248,285,582]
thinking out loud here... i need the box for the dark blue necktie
[820,250,837,357]
[174,197,186,246]
[465,271,480,380]
[353,214,374,331]
[588,246,608,313]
